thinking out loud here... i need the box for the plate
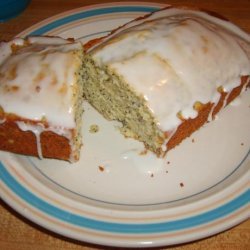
[0,2,249,248]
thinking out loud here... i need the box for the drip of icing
[16,121,73,160]
[207,104,217,123]
[92,8,250,132]
[16,121,44,158]
[222,93,231,108]
[207,89,237,122]
[121,149,165,174]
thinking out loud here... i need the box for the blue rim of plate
[0,3,249,246]
[28,5,159,36]
[0,164,249,234]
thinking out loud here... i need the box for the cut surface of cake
[0,36,84,162]
[83,7,250,156]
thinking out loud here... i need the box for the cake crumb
[35,85,41,92]
[98,165,104,172]
[89,124,99,133]
[166,170,168,173]
[150,173,154,178]
[167,161,170,165]
[241,142,244,146]
[192,138,195,143]
[180,182,184,187]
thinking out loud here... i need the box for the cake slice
[0,36,84,162]
[83,7,250,156]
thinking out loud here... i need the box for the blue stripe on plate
[0,162,249,234]
[28,6,160,36]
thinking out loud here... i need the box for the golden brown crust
[166,76,249,152]
[0,116,72,161]
[40,131,72,161]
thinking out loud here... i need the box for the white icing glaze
[27,36,74,45]
[91,8,250,131]
[207,92,229,122]
[0,37,82,128]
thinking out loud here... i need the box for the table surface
[0,0,249,249]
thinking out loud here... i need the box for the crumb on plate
[89,124,99,133]
[98,165,104,172]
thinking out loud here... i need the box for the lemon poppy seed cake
[0,7,249,161]
[83,7,250,156]
[0,36,84,162]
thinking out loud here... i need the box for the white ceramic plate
[0,2,249,248]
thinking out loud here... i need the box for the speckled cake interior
[81,54,166,156]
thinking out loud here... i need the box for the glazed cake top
[0,36,82,128]
[91,7,250,131]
